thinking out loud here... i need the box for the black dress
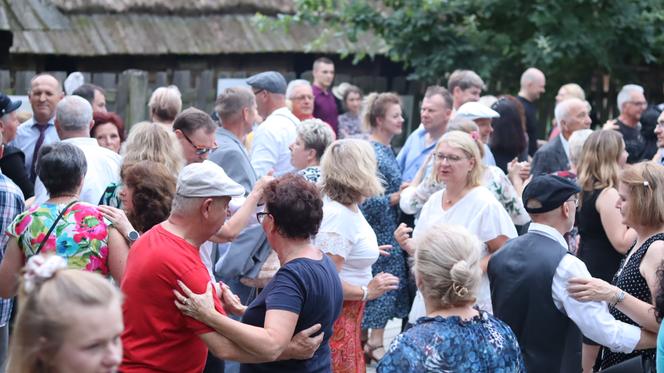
[577,189,625,282]
[0,144,33,198]
[599,233,664,369]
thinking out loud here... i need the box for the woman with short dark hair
[173,174,343,372]
[0,143,129,297]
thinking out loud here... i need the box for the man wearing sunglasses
[173,107,218,164]
[246,71,299,177]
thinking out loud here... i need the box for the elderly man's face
[29,75,63,123]
[0,111,20,143]
[290,85,314,118]
[654,111,664,148]
[561,101,591,137]
[313,62,335,90]
[622,91,647,122]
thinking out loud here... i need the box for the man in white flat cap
[454,101,500,166]
[121,161,320,373]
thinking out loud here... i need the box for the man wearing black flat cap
[488,174,655,373]
[0,92,33,198]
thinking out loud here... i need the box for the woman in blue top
[174,174,343,372]
[378,224,525,373]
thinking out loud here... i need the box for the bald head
[29,74,64,124]
[519,68,546,101]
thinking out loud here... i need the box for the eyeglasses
[181,131,217,156]
[434,152,467,163]
[626,101,647,107]
[256,211,271,223]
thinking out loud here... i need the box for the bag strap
[35,200,78,255]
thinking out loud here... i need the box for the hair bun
[23,254,67,294]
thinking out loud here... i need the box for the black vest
[488,231,581,373]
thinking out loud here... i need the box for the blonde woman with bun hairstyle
[7,254,123,373]
[378,225,525,372]
[396,131,517,317]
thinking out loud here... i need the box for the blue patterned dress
[377,312,526,373]
[360,141,410,329]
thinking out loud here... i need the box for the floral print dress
[7,201,112,276]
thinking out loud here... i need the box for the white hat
[455,101,500,121]
[176,161,245,198]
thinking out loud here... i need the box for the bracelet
[361,286,369,301]
[610,290,625,307]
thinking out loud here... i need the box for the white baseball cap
[455,101,500,121]
[176,160,245,198]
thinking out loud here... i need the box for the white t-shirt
[409,186,517,318]
[314,197,379,287]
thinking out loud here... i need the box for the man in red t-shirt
[121,161,245,372]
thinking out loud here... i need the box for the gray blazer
[530,135,570,176]
[209,127,272,280]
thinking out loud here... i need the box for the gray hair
[617,84,644,113]
[554,98,585,124]
[37,142,87,196]
[286,79,312,99]
[171,194,203,215]
[297,119,335,161]
[215,87,255,122]
[447,70,485,92]
[55,95,93,132]
[569,129,594,165]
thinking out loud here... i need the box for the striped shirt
[0,173,25,326]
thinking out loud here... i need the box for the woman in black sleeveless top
[575,130,635,370]
[569,161,664,369]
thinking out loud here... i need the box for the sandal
[363,342,385,364]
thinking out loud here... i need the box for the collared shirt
[396,126,437,182]
[10,117,60,175]
[528,223,641,353]
[0,173,25,326]
[312,85,338,133]
[251,107,298,177]
[559,133,571,163]
[34,137,121,205]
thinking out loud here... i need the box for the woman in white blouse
[314,139,399,371]
[396,131,517,317]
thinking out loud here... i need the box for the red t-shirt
[120,224,225,373]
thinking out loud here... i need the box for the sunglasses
[181,131,217,156]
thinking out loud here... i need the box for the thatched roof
[50,0,294,15]
[1,0,375,56]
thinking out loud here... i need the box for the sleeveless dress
[599,233,664,368]
[577,189,625,282]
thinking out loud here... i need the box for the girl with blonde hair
[574,129,634,371]
[315,139,400,370]
[396,131,517,317]
[7,254,123,373]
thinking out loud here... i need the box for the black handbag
[600,354,655,373]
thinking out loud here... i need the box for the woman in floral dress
[0,143,129,297]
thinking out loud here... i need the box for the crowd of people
[1,57,664,373]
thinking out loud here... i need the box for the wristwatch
[127,230,140,243]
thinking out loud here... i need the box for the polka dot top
[600,233,664,369]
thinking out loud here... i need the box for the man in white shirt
[488,175,655,373]
[34,96,120,205]
[11,74,64,181]
[246,71,298,177]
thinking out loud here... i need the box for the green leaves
[261,0,664,87]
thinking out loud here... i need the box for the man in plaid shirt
[0,134,25,369]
